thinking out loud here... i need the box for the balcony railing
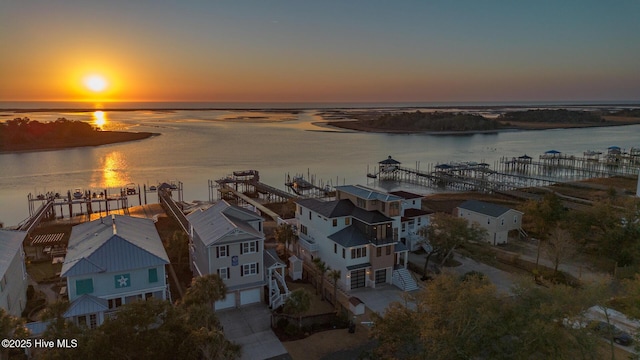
[298,233,319,252]
[369,236,396,246]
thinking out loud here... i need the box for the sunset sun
[84,75,108,92]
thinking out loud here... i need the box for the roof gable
[62,215,169,277]
[64,294,109,317]
[458,200,515,217]
[188,200,263,247]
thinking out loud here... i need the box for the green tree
[283,289,311,329]
[426,213,487,266]
[1,308,29,360]
[417,225,440,280]
[182,274,227,310]
[313,257,329,299]
[166,230,188,265]
[328,269,341,310]
[371,273,600,360]
[274,223,296,259]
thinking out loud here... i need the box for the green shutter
[148,268,158,283]
[76,278,94,295]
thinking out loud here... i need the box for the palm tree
[328,269,341,311]
[182,274,227,310]
[274,223,295,259]
[313,258,329,300]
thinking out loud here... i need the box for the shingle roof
[336,185,403,202]
[458,200,514,217]
[379,156,401,165]
[0,229,26,277]
[402,208,433,219]
[64,294,109,317]
[296,198,392,224]
[187,200,263,247]
[389,191,423,200]
[61,215,169,277]
[328,226,369,248]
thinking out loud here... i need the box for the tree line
[498,109,605,123]
[361,111,503,131]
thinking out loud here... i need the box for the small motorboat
[73,189,83,199]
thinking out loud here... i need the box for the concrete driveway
[351,285,417,314]
[217,304,291,360]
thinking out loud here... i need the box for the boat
[366,173,378,179]
[149,185,157,191]
[126,183,137,195]
[73,189,83,199]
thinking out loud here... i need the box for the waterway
[1,108,638,227]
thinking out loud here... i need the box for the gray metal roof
[61,215,169,277]
[187,200,263,247]
[297,198,392,224]
[336,185,403,202]
[328,226,369,248]
[64,294,109,318]
[389,190,423,200]
[458,200,515,217]
[264,248,285,269]
[0,229,26,277]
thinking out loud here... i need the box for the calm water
[1,108,639,227]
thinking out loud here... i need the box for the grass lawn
[27,260,63,283]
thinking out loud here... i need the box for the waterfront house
[60,215,170,328]
[389,190,433,251]
[0,229,28,317]
[456,200,523,245]
[295,185,416,293]
[187,200,266,310]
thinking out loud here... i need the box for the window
[242,241,257,254]
[402,222,406,231]
[76,278,94,295]
[242,262,259,276]
[217,245,229,258]
[108,297,122,309]
[258,222,262,232]
[351,247,367,259]
[345,218,351,225]
[299,206,302,215]
[417,218,421,226]
[334,244,337,254]
[148,268,158,283]
[514,215,518,223]
[300,224,308,235]
[412,200,416,205]
[386,246,391,255]
[218,267,229,280]
[357,198,366,208]
[89,314,97,329]
[376,247,382,257]
[487,218,491,224]
[342,248,345,259]
[381,202,386,212]
[332,219,337,227]
[501,218,504,226]
[309,211,312,220]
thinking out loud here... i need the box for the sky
[1,0,639,103]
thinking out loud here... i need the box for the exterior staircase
[392,268,419,292]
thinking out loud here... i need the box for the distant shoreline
[0,131,159,154]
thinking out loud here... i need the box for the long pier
[370,147,639,193]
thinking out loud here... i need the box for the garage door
[240,288,261,305]
[215,293,236,310]
[350,269,366,290]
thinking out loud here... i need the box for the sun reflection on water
[93,110,107,129]
[91,151,130,188]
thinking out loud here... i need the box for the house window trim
[241,262,260,277]
[241,241,258,254]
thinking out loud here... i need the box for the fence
[271,311,344,330]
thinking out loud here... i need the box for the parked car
[590,321,633,346]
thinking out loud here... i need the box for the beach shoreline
[0,131,159,154]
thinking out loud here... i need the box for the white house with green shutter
[60,215,170,328]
